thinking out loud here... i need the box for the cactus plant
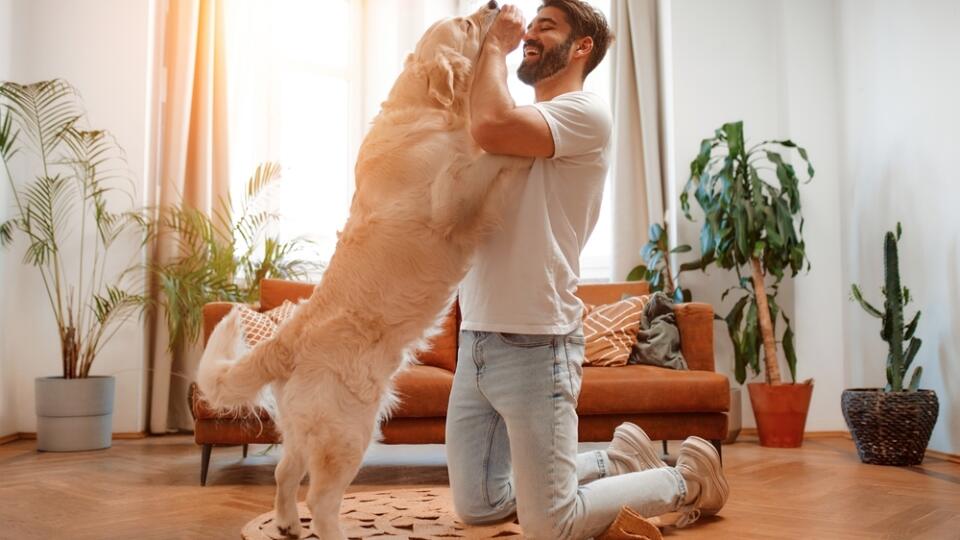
[850,222,923,392]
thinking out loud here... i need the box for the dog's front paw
[274,525,301,539]
[273,518,302,538]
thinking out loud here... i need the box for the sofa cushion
[578,365,729,414]
[583,295,650,367]
[236,301,299,348]
[415,301,459,372]
[391,365,454,418]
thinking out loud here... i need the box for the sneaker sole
[679,436,729,516]
[613,423,668,470]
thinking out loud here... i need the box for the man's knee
[452,496,516,526]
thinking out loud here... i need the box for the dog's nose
[487,0,498,10]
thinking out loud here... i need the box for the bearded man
[446,1,729,538]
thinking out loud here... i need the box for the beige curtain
[610,0,665,281]
[147,0,230,433]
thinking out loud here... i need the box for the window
[226,0,613,281]
[497,0,613,282]
[225,0,364,267]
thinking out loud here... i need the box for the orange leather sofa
[191,279,730,485]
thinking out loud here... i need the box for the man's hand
[484,4,525,54]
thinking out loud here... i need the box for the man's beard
[517,36,574,85]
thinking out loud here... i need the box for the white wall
[0,0,16,438]
[837,0,960,455]
[1,0,152,434]
[667,0,823,429]
[666,0,959,453]
[778,0,847,432]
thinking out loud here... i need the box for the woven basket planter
[841,388,938,466]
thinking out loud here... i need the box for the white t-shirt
[458,91,613,335]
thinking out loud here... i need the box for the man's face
[517,6,576,86]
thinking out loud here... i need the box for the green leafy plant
[681,121,813,385]
[850,223,922,392]
[151,161,323,350]
[0,79,150,378]
[626,222,707,303]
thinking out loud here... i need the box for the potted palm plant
[845,223,938,465]
[151,161,322,353]
[681,120,814,448]
[0,79,150,451]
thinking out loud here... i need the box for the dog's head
[407,1,501,109]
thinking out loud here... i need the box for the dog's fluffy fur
[196,5,530,538]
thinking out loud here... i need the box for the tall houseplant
[681,121,814,447]
[844,223,938,465]
[0,79,149,451]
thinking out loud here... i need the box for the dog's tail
[196,307,293,415]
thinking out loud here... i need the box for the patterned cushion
[583,295,650,367]
[265,299,299,325]
[236,300,299,348]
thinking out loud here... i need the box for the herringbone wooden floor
[0,434,958,539]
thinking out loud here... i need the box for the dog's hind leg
[305,428,369,540]
[273,432,307,537]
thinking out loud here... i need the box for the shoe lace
[673,508,701,528]
[649,507,701,529]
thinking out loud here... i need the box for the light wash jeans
[446,329,688,540]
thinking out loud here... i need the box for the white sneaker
[606,422,668,474]
[668,436,729,527]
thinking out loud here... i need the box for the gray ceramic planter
[35,376,115,451]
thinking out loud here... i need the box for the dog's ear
[427,46,470,108]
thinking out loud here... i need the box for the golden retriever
[197,2,529,538]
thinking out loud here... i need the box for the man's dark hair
[540,0,614,79]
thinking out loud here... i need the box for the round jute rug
[240,487,523,539]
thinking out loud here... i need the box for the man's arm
[471,6,554,158]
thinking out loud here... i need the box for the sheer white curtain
[224,0,456,264]
[609,0,665,281]
[223,0,624,280]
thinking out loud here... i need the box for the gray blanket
[628,292,688,370]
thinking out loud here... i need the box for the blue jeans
[446,329,687,540]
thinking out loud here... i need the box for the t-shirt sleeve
[531,92,613,160]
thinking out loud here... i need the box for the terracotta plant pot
[747,382,813,448]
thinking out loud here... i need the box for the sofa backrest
[576,281,650,305]
[256,278,714,373]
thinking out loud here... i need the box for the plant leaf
[850,284,884,318]
[626,264,648,282]
[904,311,921,340]
[908,366,922,392]
[782,313,797,383]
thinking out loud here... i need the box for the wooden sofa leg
[242,444,248,458]
[711,439,723,464]
[661,440,668,457]
[201,444,212,486]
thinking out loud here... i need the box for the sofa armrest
[203,302,257,346]
[674,302,715,372]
